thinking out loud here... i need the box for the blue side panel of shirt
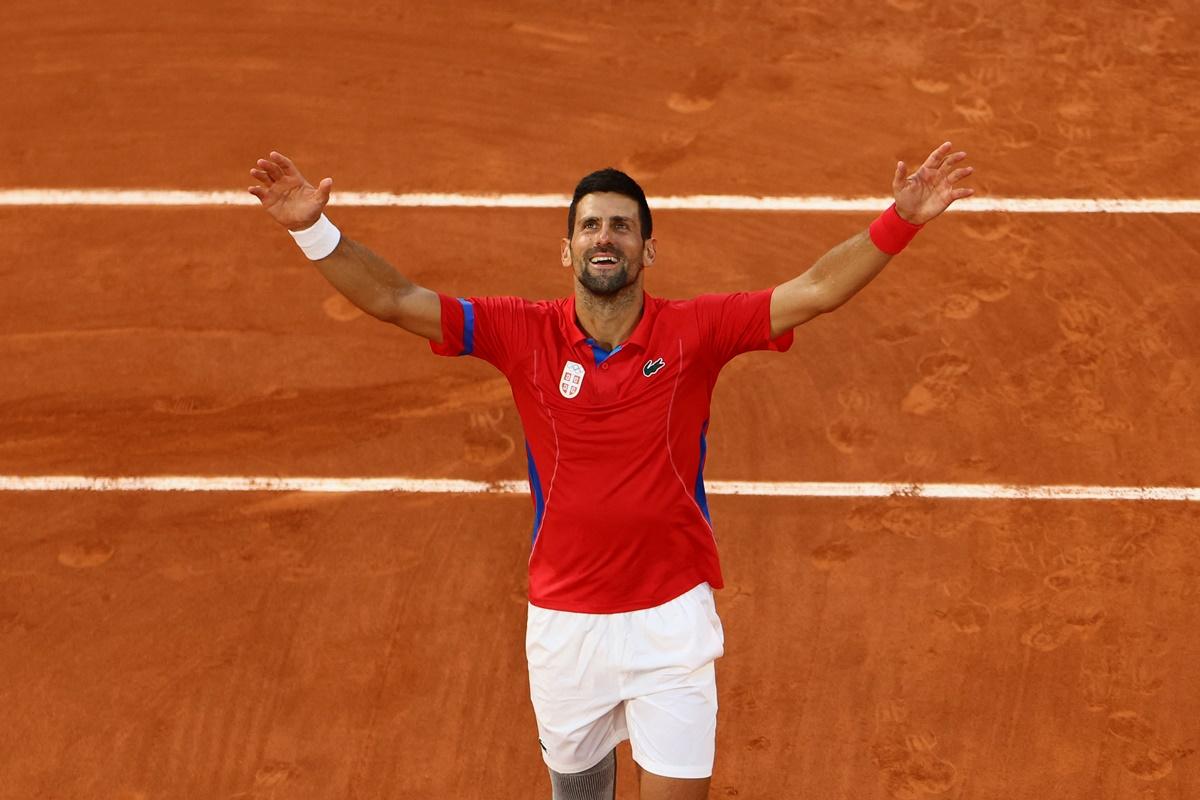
[694,420,712,524]
[525,442,546,544]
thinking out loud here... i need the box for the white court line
[1,475,1197,501]
[0,189,1198,214]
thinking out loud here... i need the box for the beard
[575,249,640,296]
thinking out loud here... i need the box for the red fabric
[430,289,792,613]
[868,203,924,255]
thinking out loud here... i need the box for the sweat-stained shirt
[431,289,792,613]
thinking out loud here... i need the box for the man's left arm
[769,141,975,338]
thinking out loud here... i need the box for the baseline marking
[1,189,1199,214]
[1,475,1197,501]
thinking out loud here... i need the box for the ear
[642,237,656,267]
[560,237,572,267]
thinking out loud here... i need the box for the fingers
[922,141,953,170]
[892,160,907,194]
[269,151,297,174]
[257,157,283,181]
[250,167,272,185]
[937,151,969,175]
[946,165,974,184]
[317,177,333,204]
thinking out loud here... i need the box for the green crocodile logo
[643,357,666,377]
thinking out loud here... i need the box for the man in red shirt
[250,143,973,800]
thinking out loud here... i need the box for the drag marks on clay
[1053,291,1112,343]
[884,0,926,12]
[824,386,879,454]
[321,293,365,322]
[879,505,936,540]
[623,130,699,179]
[939,293,980,321]
[0,607,28,636]
[462,407,517,467]
[985,258,1200,444]
[965,277,1011,304]
[57,538,115,568]
[1107,710,1156,744]
[927,1,982,35]
[909,77,949,95]
[874,322,920,345]
[1076,618,1181,734]
[177,590,302,795]
[151,385,304,419]
[247,760,299,798]
[1160,361,1197,417]
[809,538,857,569]
[107,496,356,798]
[368,375,512,421]
[987,93,1045,153]
[930,575,996,637]
[746,735,772,752]
[1007,516,1129,654]
[951,66,1001,128]
[870,701,958,799]
[842,498,973,543]
[949,63,1048,157]
[853,500,1200,790]
[507,22,590,47]
[666,63,734,114]
[900,351,972,417]
[153,395,249,416]
[1122,744,1195,782]
[1105,710,1196,782]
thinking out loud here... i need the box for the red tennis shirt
[431,288,792,613]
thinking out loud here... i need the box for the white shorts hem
[631,754,713,780]
[540,733,628,775]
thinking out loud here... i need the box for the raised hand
[248,151,333,231]
[892,142,975,225]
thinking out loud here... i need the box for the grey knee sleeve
[549,747,616,800]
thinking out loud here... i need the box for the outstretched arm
[769,142,974,338]
[249,152,442,342]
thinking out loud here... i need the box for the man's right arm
[249,150,442,343]
[310,235,442,342]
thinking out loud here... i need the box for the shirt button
[601,363,609,370]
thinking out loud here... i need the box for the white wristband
[288,214,341,260]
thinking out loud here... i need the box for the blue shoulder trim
[458,298,475,356]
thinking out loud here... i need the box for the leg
[527,602,629,796]
[549,747,617,800]
[623,583,725,798]
[637,763,710,800]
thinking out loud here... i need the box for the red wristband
[868,203,923,255]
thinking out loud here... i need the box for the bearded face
[562,192,654,298]
[575,241,638,295]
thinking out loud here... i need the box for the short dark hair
[567,168,652,239]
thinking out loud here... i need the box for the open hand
[248,152,333,231]
[892,142,974,225]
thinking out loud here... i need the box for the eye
[582,220,598,230]
[615,221,628,230]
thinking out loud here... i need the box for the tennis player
[249,143,973,800]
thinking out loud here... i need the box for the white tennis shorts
[525,582,725,779]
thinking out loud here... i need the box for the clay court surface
[2,2,1198,798]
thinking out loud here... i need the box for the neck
[574,280,643,351]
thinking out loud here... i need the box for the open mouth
[588,253,621,268]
